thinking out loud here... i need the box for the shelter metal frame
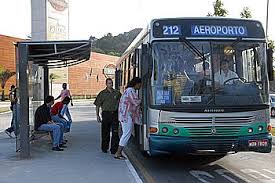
[16,40,91,159]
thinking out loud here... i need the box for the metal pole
[44,67,49,100]
[266,0,270,37]
[18,43,30,159]
[67,0,70,40]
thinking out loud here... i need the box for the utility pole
[266,0,269,37]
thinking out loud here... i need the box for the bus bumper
[149,134,272,156]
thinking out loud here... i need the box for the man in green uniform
[94,78,122,154]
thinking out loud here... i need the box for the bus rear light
[150,127,158,133]
[162,127,168,133]
[267,125,272,132]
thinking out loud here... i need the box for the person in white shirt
[214,59,239,86]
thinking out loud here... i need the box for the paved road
[0,112,12,133]
[127,141,275,183]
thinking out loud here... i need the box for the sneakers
[52,146,64,151]
[59,144,67,148]
[114,155,127,160]
[5,130,13,138]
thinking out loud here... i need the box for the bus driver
[214,59,238,86]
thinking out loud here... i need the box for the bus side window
[115,69,122,90]
[241,47,262,83]
[138,48,142,77]
[120,64,123,92]
[123,59,127,86]
[133,49,139,77]
[129,53,136,80]
[127,55,131,83]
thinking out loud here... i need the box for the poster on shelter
[47,0,69,40]
[47,0,69,84]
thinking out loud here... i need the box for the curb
[271,127,275,145]
[125,147,156,183]
[271,127,275,136]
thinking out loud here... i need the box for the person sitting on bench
[34,96,67,151]
[51,96,71,133]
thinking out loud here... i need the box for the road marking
[189,168,275,183]
[263,169,275,175]
[241,169,272,180]
[214,169,239,183]
[225,170,252,183]
[189,170,214,183]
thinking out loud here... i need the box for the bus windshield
[151,41,268,107]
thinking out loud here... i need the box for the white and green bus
[115,18,273,156]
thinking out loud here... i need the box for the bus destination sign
[152,19,265,39]
[191,25,247,37]
[162,25,182,36]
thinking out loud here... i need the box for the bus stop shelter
[16,40,91,159]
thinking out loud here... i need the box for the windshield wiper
[231,37,242,47]
[179,37,206,61]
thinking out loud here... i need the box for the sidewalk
[0,103,142,183]
[0,112,11,133]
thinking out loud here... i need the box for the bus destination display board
[153,18,264,39]
[162,25,182,36]
[191,25,247,37]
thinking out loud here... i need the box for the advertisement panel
[47,0,69,84]
[47,0,69,40]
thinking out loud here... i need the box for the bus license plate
[248,140,268,147]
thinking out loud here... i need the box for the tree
[240,7,252,18]
[0,70,16,101]
[91,28,142,56]
[207,0,228,17]
[268,40,275,49]
[91,47,105,54]
[49,73,60,95]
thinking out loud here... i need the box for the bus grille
[186,126,240,136]
[167,116,255,137]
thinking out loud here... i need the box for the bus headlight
[248,128,253,133]
[173,128,179,134]
[162,127,168,133]
[258,126,263,131]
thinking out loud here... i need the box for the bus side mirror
[141,44,152,77]
[267,48,274,81]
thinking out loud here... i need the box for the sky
[0,0,274,40]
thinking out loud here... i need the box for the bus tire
[141,150,150,157]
